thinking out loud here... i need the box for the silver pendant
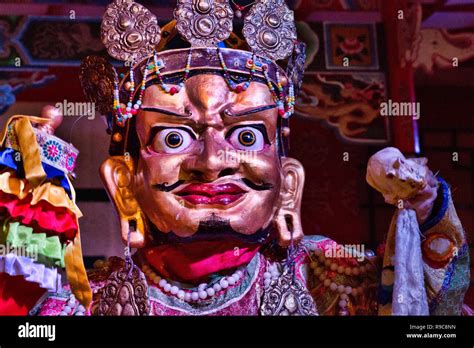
[98,235,150,316]
[98,263,150,316]
[261,268,319,316]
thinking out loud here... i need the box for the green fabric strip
[1,221,65,268]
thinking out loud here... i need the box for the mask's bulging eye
[239,130,256,146]
[165,131,184,148]
[150,128,193,153]
[229,126,265,151]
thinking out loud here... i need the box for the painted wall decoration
[0,15,105,113]
[413,29,474,74]
[16,17,104,67]
[397,1,422,69]
[393,2,474,74]
[0,16,106,69]
[0,71,55,113]
[294,0,380,19]
[323,22,379,70]
[295,72,389,144]
[0,16,28,69]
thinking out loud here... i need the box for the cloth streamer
[0,253,61,292]
[388,208,429,315]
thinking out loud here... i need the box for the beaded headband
[80,0,306,155]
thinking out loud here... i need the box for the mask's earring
[261,229,319,316]
[98,228,150,316]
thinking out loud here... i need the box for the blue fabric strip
[419,177,449,233]
[0,148,72,198]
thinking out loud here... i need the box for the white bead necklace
[308,247,375,312]
[263,263,281,289]
[59,294,87,316]
[141,263,245,303]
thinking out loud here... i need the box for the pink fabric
[150,256,266,316]
[0,273,46,315]
[143,241,260,283]
[35,237,339,316]
[0,191,77,241]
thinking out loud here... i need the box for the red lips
[176,183,246,205]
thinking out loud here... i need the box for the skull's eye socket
[165,131,184,148]
[239,130,256,147]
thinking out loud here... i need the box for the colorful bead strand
[149,49,192,96]
[114,59,150,124]
[262,65,295,119]
[217,46,256,94]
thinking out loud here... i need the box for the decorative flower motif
[43,140,63,162]
[65,152,77,172]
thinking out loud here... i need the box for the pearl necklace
[141,263,245,303]
[59,294,87,316]
[263,263,281,289]
[308,246,375,313]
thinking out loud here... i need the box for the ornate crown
[80,0,306,156]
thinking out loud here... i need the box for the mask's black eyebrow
[141,106,192,118]
[224,104,277,117]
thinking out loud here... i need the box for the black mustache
[150,214,274,245]
[152,180,185,192]
[241,178,274,191]
[152,178,273,192]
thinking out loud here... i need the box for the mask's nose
[182,128,240,182]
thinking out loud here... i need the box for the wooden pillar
[381,0,420,155]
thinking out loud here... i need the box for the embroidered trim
[4,123,78,174]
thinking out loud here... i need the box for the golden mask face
[133,74,284,238]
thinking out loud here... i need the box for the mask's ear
[274,157,305,247]
[100,156,147,248]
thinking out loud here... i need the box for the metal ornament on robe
[101,0,161,63]
[261,239,319,316]
[243,0,297,61]
[98,231,150,316]
[174,0,234,47]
